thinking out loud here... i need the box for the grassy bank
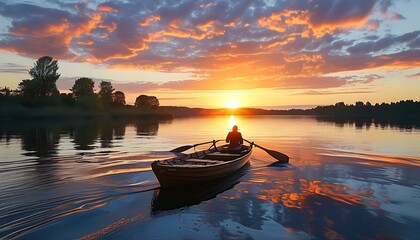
[0,104,173,120]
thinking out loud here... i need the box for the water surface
[1,116,419,239]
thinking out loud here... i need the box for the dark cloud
[82,17,148,61]
[0,3,69,19]
[408,36,420,48]
[321,49,420,74]
[0,35,74,59]
[308,0,376,26]
[347,31,420,54]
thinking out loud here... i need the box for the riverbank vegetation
[0,56,170,120]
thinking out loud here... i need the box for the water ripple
[0,151,165,239]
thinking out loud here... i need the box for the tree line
[0,56,159,110]
[306,100,420,118]
[161,100,419,119]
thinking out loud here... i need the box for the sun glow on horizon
[225,99,241,109]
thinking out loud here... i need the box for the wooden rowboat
[151,141,253,188]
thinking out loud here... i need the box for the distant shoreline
[160,101,420,118]
[1,100,419,122]
[0,104,172,121]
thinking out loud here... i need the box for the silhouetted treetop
[0,87,12,97]
[113,91,126,106]
[135,95,159,109]
[98,81,114,108]
[28,56,60,98]
[70,77,95,99]
[18,79,39,99]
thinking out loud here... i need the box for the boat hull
[151,166,248,211]
[152,145,253,188]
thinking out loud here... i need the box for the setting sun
[226,99,240,109]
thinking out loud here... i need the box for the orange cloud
[139,15,161,27]
[69,12,103,39]
[161,22,225,40]
[310,14,371,37]
[197,20,215,32]
[75,37,94,45]
[198,3,215,8]
[258,9,310,34]
[99,21,117,33]
[259,8,373,38]
[97,4,119,13]
[85,49,140,62]
[10,18,70,38]
[144,32,168,43]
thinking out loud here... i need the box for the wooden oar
[244,139,289,162]
[170,140,221,153]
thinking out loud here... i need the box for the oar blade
[265,149,289,163]
[169,145,193,153]
[244,138,289,162]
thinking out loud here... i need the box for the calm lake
[1,115,419,239]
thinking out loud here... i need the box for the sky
[0,0,419,109]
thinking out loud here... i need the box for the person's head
[232,125,238,132]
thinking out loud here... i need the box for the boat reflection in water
[151,164,249,212]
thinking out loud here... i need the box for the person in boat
[226,125,243,153]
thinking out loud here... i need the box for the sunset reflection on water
[1,116,419,239]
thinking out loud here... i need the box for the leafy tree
[113,91,126,106]
[0,87,12,97]
[148,96,159,109]
[28,56,60,98]
[135,94,159,109]
[70,77,95,99]
[355,101,364,107]
[18,79,39,99]
[70,78,99,109]
[98,81,114,108]
[335,102,345,107]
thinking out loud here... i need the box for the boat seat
[203,152,242,160]
[185,159,223,164]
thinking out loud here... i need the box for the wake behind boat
[151,141,253,188]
